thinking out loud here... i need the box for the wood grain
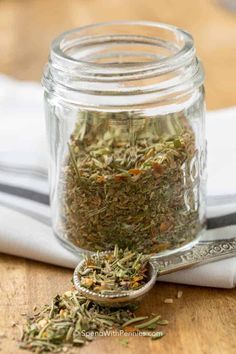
[0,254,235,354]
[0,1,236,353]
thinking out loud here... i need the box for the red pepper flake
[128,169,143,176]
[96,176,105,183]
[123,326,139,332]
[152,162,163,176]
[159,222,171,233]
[114,174,128,182]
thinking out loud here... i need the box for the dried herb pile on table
[78,246,150,294]
[20,290,168,353]
[57,111,201,253]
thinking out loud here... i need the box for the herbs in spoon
[78,246,150,294]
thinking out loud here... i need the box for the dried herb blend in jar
[57,111,202,253]
[42,21,206,255]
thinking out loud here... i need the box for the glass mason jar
[42,21,206,256]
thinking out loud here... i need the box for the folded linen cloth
[0,75,235,288]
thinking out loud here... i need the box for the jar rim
[50,20,195,77]
[43,21,204,108]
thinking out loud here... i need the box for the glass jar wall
[42,21,206,256]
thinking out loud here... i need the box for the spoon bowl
[73,251,158,307]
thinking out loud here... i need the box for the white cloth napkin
[0,75,235,288]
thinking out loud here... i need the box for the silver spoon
[73,237,236,306]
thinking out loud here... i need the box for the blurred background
[0,0,236,109]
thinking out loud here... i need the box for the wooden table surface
[0,1,236,354]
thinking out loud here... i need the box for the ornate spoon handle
[151,238,236,276]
